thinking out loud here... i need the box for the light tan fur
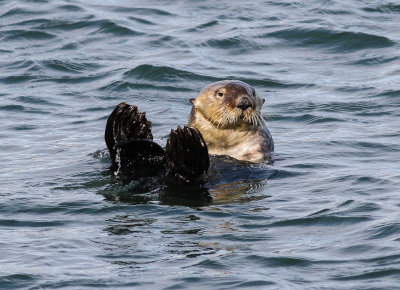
[188,80,274,163]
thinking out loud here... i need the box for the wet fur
[105,103,209,183]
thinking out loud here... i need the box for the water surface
[1,0,400,288]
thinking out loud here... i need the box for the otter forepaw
[112,139,165,177]
[165,126,209,183]
[105,102,153,161]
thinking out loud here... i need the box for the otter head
[190,80,265,129]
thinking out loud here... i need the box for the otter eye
[217,92,224,97]
[252,89,256,96]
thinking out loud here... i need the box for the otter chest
[203,128,267,163]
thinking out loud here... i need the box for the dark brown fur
[105,103,209,183]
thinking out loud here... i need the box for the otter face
[192,80,265,128]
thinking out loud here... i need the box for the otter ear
[190,98,195,105]
[262,98,265,104]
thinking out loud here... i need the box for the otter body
[188,80,274,163]
[104,80,274,185]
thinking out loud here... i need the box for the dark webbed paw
[113,139,165,177]
[105,103,165,176]
[105,102,153,160]
[113,104,153,142]
[165,126,209,183]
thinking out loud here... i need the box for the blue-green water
[1,0,400,288]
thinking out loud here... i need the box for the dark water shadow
[94,152,278,207]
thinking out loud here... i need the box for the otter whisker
[255,114,260,126]
[207,108,224,127]
[251,114,257,126]
[216,109,225,129]
[254,113,265,129]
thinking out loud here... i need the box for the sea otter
[105,80,273,183]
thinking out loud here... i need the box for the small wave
[56,4,85,12]
[311,8,353,16]
[23,17,96,32]
[285,162,342,170]
[0,274,40,289]
[374,89,400,98]
[248,255,313,267]
[185,20,219,32]
[40,59,103,74]
[343,202,381,214]
[123,64,216,83]
[272,168,307,179]
[15,96,59,106]
[238,78,311,89]
[111,7,175,17]
[3,59,37,71]
[87,19,143,37]
[334,268,400,281]
[300,114,344,124]
[273,112,345,124]
[367,223,400,240]
[321,101,380,113]
[34,70,114,84]
[203,35,264,54]
[0,75,38,84]
[146,35,188,48]
[11,18,52,28]
[362,4,400,14]
[346,55,399,66]
[100,80,194,92]
[279,100,385,115]
[10,18,143,36]
[351,141,398,151]
[234,280,275,287]
[206,36,249,49]
[0,103,50,115]
[0,219,66,227]
[265,28,395,52]
[270,215,370,227]
[128,16,155,25]
[0,104,24,111]
[0,30,56,41]
[0,60,47,83]
[1,7,45,18]
[12,125,36,131]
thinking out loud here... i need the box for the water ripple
[1,7,46,18]
[266,28,395,51]
[0,219,66,227]
[334,268,400,281]
[270,215,371,227]
[0,274,40,289]
[41,59,103,74]
[248,255,313,267]
[0,29,56,41]
[100,80,194,92]
[87,19,143,37]
[123,64,215,83]
[110,7,176,17]
[362,4,400,14]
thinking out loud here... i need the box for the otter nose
[237,97,252,111]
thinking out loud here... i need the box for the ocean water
[1,0,400,288]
